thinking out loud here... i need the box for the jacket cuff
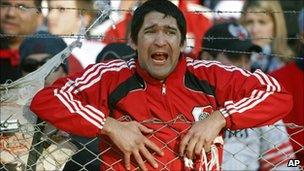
[219,108,231,129]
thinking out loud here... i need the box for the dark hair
[130,0,186,45]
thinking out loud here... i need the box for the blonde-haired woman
[240,0,294,73]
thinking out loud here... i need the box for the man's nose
[154,32,166,47]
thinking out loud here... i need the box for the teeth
[152,52,167,57]
[152,55,165,60]
[151,52,168,64]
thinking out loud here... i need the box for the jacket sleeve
[200,61,293,130]
[30,62,122,137]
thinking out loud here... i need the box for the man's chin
[149,69,171,80]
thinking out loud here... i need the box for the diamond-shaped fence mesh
[1,115,303,171]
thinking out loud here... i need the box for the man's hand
[102,117,164,171]
[179,110,226,159]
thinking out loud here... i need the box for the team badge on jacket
[192,105,213,121]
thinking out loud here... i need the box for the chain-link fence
[1,114,303,171]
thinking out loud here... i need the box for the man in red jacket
[30,1,292,170]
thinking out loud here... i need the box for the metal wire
[0,4,302,14]
[1,33,302,41]
[1,116,303,171]
[1,33,303,61]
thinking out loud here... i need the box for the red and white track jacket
[30,56,292,170]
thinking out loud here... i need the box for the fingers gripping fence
[1,115,303,171]
[99,115,193,171]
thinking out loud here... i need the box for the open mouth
[151,52,168,64]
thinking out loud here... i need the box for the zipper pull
[162,83,166,95]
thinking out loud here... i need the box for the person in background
[200,22,261,69]
[201,22,296,171]
[19,31,68,85]
[0,30,66,171]
[270,9,304,169]
[30,1,292,170]
[0,0,43,83]
[240,0,294,73]
[47,0,104,69]
[19,31,100,170]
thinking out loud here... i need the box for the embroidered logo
[192,105,213,121]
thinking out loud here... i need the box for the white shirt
[223,120,297,170]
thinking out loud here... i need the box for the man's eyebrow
[143,24,157,31]
[165,26,178,31]
[143,24,178,31]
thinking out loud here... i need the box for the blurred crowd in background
[1,0,303,79]
[0,0,303,170]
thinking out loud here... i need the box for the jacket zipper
[162,83,166,95]
[161,82,174,118]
